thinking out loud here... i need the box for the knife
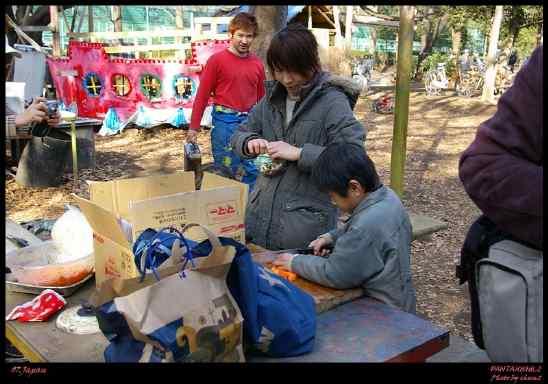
[252,246,333,264]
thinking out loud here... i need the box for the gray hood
[322,74,362,110]
[265,72,362,111]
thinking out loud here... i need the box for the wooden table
[250,297,449,362]
[6,242,449,362]
[6,278,107,362]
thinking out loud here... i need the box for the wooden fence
[67,16,232,59]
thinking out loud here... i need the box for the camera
[44,100,58,117]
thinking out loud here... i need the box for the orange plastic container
[6,241,94,287]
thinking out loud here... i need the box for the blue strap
[135,227,199,282]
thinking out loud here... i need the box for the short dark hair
[229,12,258,36]
[266,24,321,77]
[311,142,381,197]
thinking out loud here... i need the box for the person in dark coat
[459,46,543,250]
[231,25,366,250]
[507,49,518,73]
[459,45,543,363]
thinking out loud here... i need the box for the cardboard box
[73,171,248,287]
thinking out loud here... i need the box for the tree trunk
[371,27,377,56]
[451,28,462,85]
[112,6,122,32]
[508,6,524,49]
[369,6,378,56]
[537,22,543,47]
[390,6,415,198]
[432,13,449,45]
[416,10,434,77]
[345,6,353,49]
[416,11,449,73]
[482,5,503,103]
[451,28,462,58]
[250,6,288,79]
[332,6,342,48]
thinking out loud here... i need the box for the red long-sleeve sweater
[190,49,266,130]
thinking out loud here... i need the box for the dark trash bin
[62,126,96,171]
[15,129,71,187]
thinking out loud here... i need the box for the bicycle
[456,64,484,98]
[424,63,448,96]
[352,58,372,94]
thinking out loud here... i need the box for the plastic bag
[51,205,93,262]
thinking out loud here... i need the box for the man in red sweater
[187,12,266,188]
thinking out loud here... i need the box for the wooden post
[332,6,342,48]
[49,6,61,57]
[175,6,184,44]
[308,6,312,29]
[390,6,415,198]
[70,120,78,188]
[88,6,94,33]
[345,6,353,49]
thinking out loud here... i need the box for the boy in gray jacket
[273,143,416,313]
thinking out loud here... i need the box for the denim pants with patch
[211,109,258,189]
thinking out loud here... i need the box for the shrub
[418,52,457,80]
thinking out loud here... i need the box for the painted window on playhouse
[173,74,196,101]
[112,74,132,97]
[83,72,103,97]
[140,73,162,99]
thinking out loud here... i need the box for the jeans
[211,108,258,189]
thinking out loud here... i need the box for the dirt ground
[5,90,497,343]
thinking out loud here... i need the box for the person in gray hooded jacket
[230,24,365,251]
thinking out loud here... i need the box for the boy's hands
[267,141,301,161]
[272,253,295,271]
[309,236,332,256]
[247,138,269,155]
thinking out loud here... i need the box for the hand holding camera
[16,97,61,128]
[43,99,61,126]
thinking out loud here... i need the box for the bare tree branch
[519,18,543,29]
[360,6,399,21]
[359,5,446,24]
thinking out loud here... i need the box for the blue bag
[192,237,317,357]
[95,227,316,361]
[94,225,246,362]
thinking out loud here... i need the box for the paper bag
[90,223,245,362]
